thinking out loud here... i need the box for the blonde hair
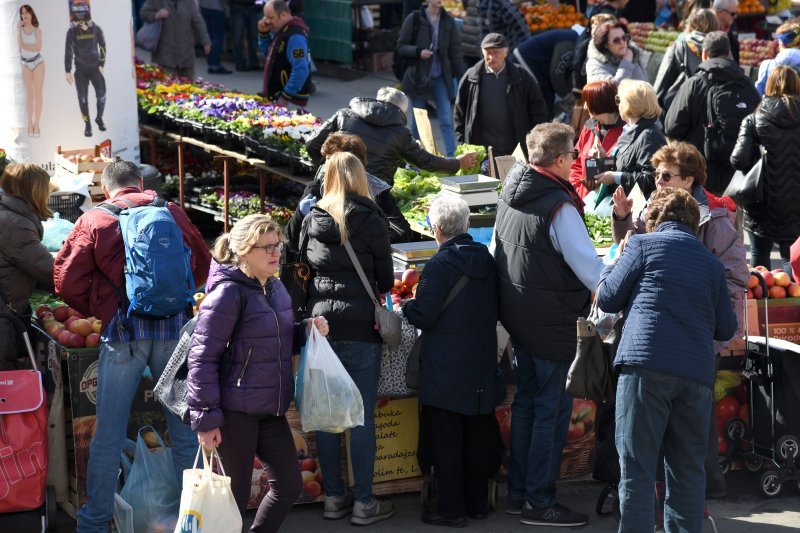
[617,79,661,121]
[212,214,285,266]
[316,152,371,244]
[0,163,52,219]
[686,8,719,34]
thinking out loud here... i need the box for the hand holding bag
[174,447,242,533]
[724,146,765,207]
[566,292,622,403]
[343,240,402,348]
[136,2,164,52]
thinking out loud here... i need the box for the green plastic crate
[306,0,353,63]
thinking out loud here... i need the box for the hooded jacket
[303,194,394,343]
[756,48,800,96]
[585,40,648,85]
[612,184,748,355]
[305,98,460,186]
[396,7,465,101]
[654,32,706,109]
[403,233,499,415]
[731,96,800,241]
[494,164,591,360]
[664,57,760,193]
[186,261,304,432]
[453,60,548,161]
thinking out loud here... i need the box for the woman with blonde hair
[732,65,800,274]
[302,152,395,525]
[0,163,54,369]
[186,214,328,532]
[593,79,666,199]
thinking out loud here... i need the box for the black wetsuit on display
[65,22,107,136]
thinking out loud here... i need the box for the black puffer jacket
[403,233,498,415]
[664,57,760,194]
[614,117,666,199]
[302,194,394,343]
[305,98,460,186]
[731,97,800,241]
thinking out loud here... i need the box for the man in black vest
[260,0,311,108]
[494,122,603,527]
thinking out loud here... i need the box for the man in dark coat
[494,122,603,526]
[454,33,548,161]
[714,0,740,64]
[665,31,759,194]
[306,87,476,186]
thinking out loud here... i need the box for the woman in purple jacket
[186,214,328,532]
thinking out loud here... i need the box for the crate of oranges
[740,0,766,15]
[519,2,586,33]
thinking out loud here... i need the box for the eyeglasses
[562,149,580,160]
[253,242,285,254]
[654,170,682,182]
[609,34,631,45]
[720,9,738,17]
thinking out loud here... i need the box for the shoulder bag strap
[441,275,468,310]
[343,240,381,307]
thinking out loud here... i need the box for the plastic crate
[48,192,85,223]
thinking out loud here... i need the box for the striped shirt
[101,308,189,344]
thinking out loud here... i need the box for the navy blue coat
[403,234,499,415]
[597,222,737,389]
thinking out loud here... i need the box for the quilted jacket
[186,260,306,432]
[731,96,800,241]
[597,221,738,388]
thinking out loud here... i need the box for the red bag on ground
[0,369,48,512]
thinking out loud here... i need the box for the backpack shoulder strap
[442,275,469,310]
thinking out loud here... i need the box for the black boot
[84,121,92,137]
[95,117,106,132]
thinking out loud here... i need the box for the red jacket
[53,188,211,332]
[569,120,624,198]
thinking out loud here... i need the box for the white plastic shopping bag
[300,323,365,433]
[174,447,242,533]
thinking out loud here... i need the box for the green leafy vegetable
[584,213,613,247]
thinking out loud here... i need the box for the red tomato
[716,395,740,425]
[738,404,749,426]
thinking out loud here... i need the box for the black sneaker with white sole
[505,498,524,515]
[520,502,588,527]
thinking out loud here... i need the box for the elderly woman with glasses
[592,79,667,199]
[186,214,328,532]
[597,187,737,532]
[586,20,648,84]
[403,194,500,527]
[611,141,748,499]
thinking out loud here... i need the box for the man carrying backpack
[54,161,211,533]
[665,31,759,194]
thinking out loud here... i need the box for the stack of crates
[305,0,353,64]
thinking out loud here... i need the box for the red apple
[774,272,791,288]
[57,329,72,345]
[402,268,420,289]
[66,333,85,349]
[299,457,316,472]
[45,321,63,336]
[761,271,775,288]
[303,480,321,499]
[768,285,786,299]
[35,304,53,319]
[85,333,100,348]
[92,320,102,334]
[753,285,763,299]
[392,279,404,292]
[39,312,55,324]
[53,305,69,322]
[67,307,86,319]
[69,318,93,337]
[788,284,800,298]
[754,265,769,272]
[746,275,759,290]
[64,316,79,330]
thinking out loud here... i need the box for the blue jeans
[201,8,226,68]
[230,3,260,69]
[508,347,573,508]
[315,340,381,503]
[76,339,197,533]
[409,76,457,157]
[615,367,711,533]
[748,230,793,279]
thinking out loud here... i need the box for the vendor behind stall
[0,163,54,369]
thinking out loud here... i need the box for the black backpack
[392,12,421,81]
[703,77,759,165]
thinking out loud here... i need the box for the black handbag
[153,283,246,423]
[279,231,312,321]
[566,294,622,403]
[724,146,765,207]
[405,275,469,390]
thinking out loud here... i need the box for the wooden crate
[55,145,118,174]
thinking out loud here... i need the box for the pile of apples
[36,304,102,349]
[739,39,778,67]
[63,154,106,164]
[746,265,800,299]
[386,268,419,309]
[628,23,680,53]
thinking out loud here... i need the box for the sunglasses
[654,170,682,182]
[254,242,285,254]
[609,34,631,45]
[562,149,579,160]
[720,8,738,17]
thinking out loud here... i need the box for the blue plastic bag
[119,427,180,533]
[136,20,163,52]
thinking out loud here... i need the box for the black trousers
[218,411,302,533]
[74,66,106,123]
[426,405,496,518]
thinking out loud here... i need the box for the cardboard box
[55,144,117,174]
[370,51,393,74]
[746,297,800,343]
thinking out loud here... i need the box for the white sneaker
[351,497,394,526]
[323,491,353,520]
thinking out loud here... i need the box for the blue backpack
[98,197,195,318]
